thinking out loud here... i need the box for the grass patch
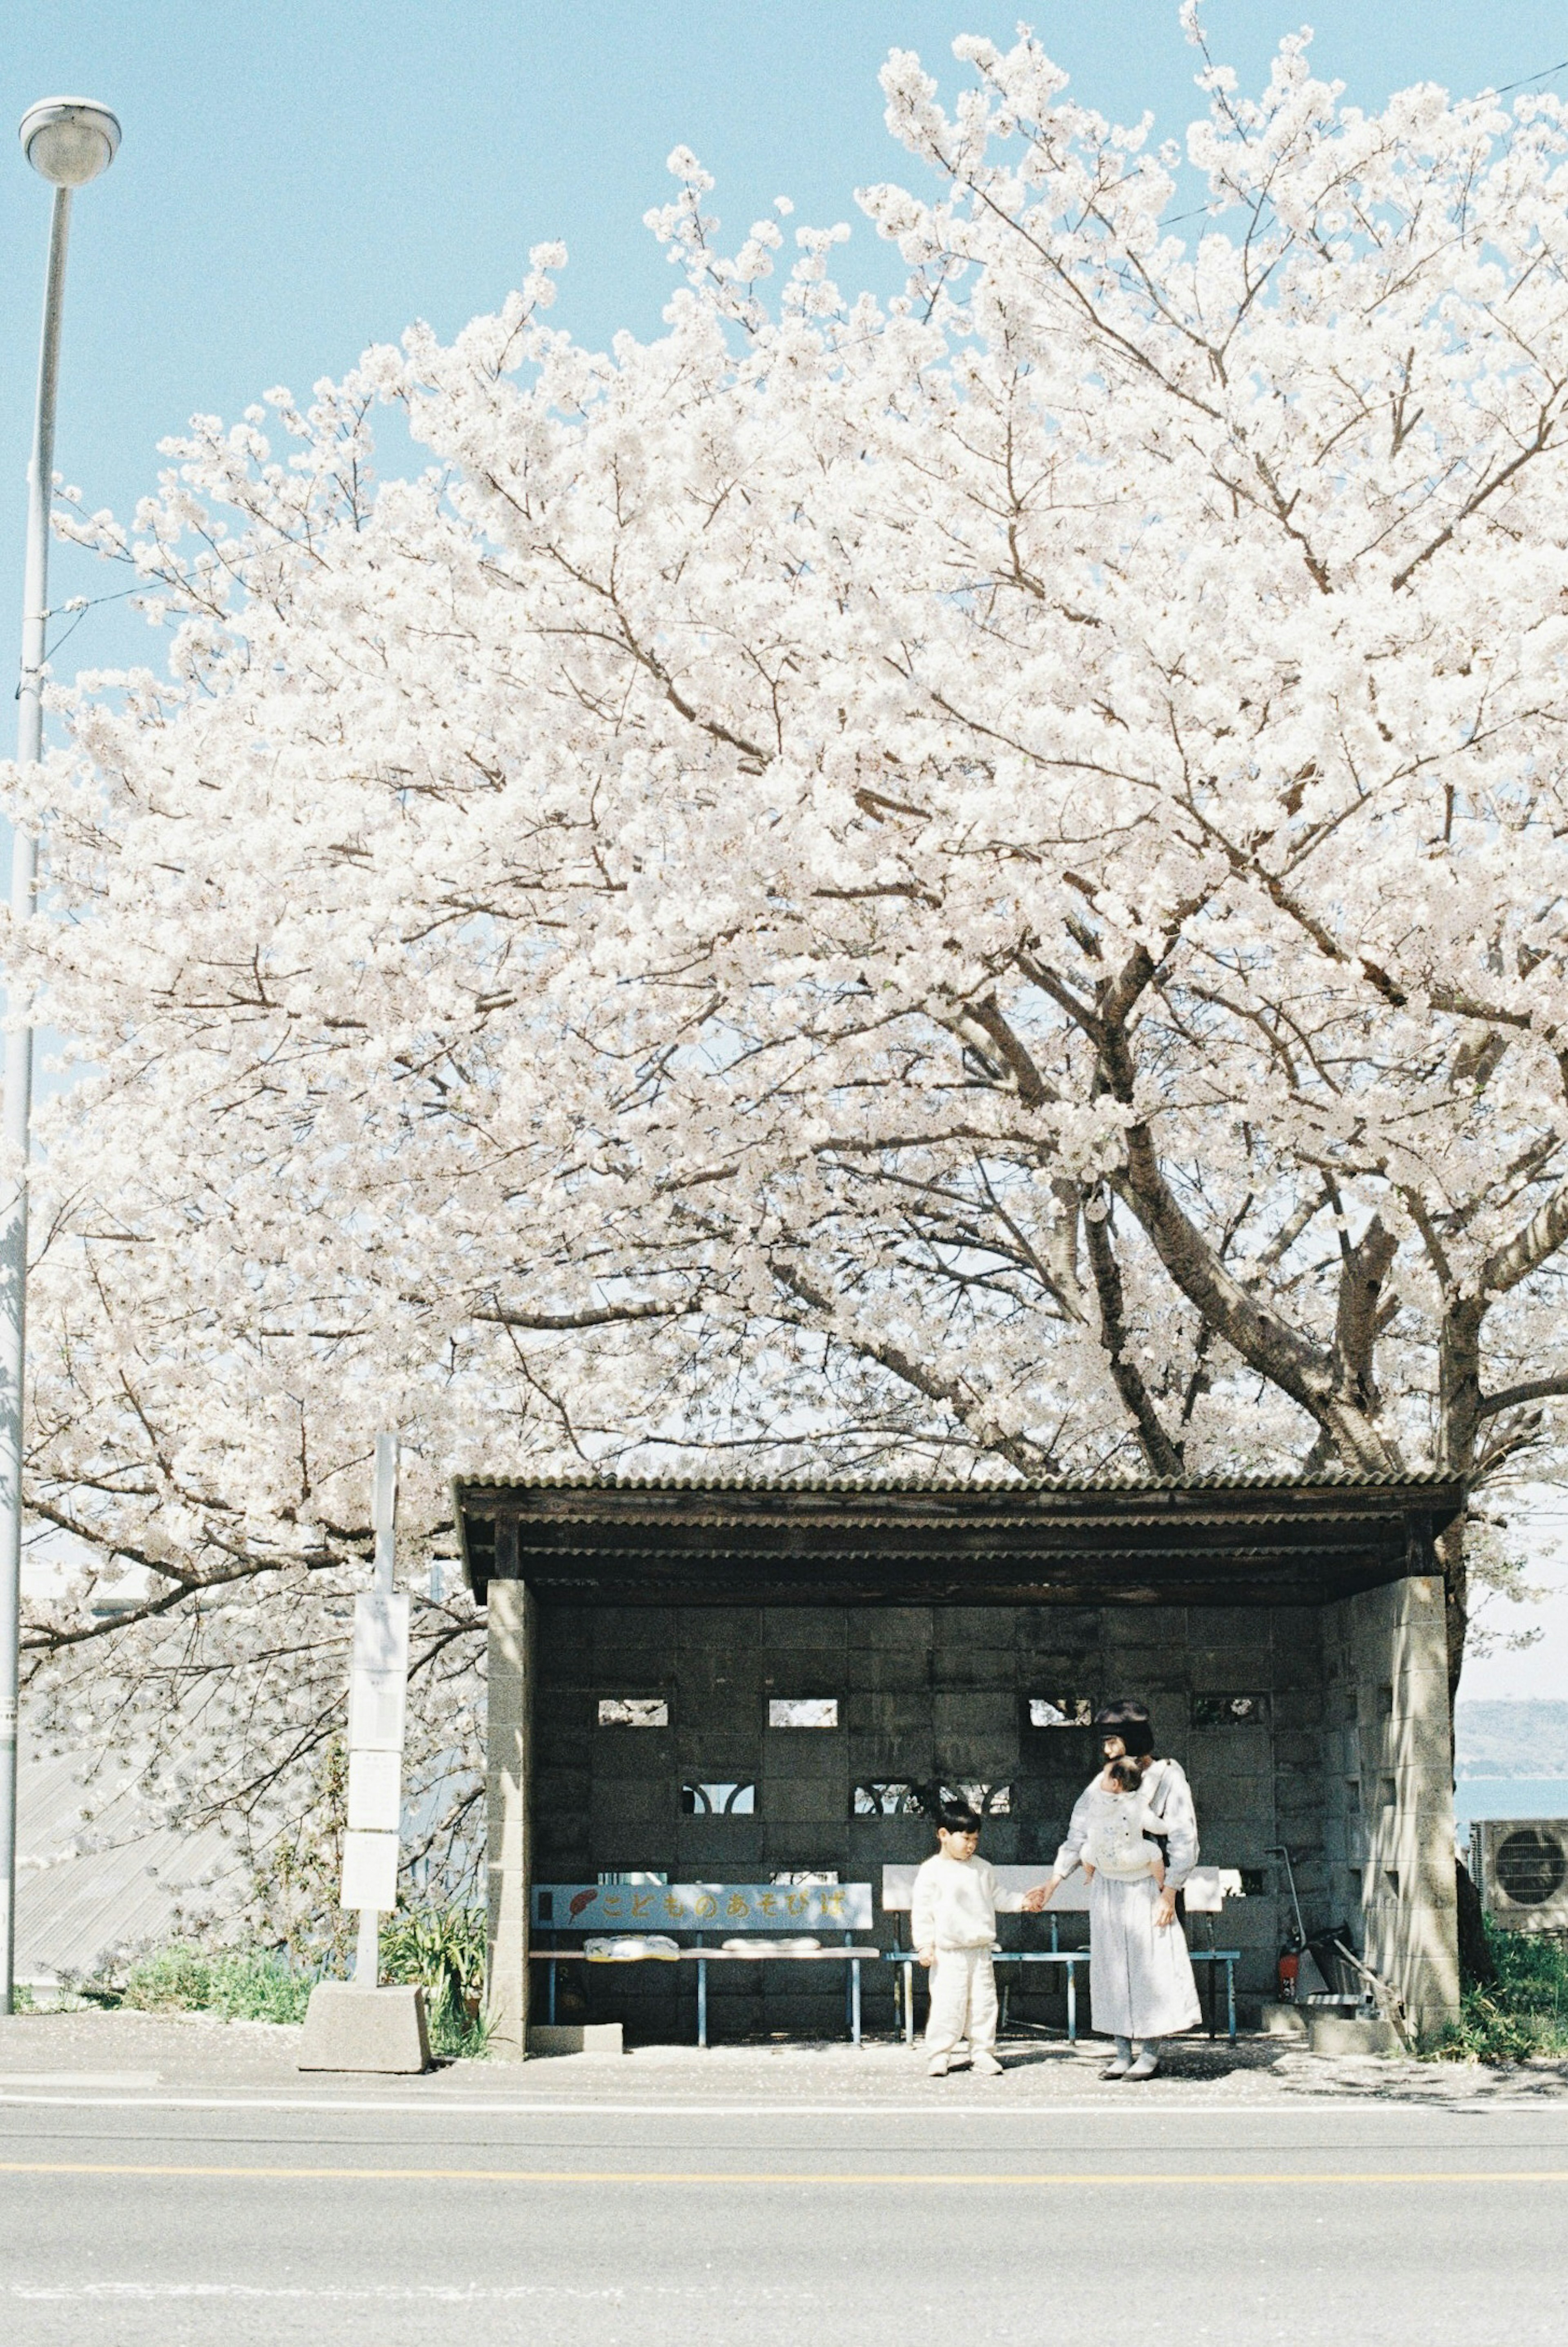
[1431,1924,1568,2063]
[104,1904,490,2055]
[121,1944,312,2024]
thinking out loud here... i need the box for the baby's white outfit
[911,1853,1028,2061]
[1080,1786,1165,1881]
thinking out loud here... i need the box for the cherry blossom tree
[8,14,1568,1893]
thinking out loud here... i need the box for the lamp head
[18,98,120,188]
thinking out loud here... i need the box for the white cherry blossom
[6,18,1566,1887]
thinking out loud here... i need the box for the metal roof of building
[453,1467,1466,1610]
[457,1466,1459,1494]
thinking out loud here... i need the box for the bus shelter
[454,1471,1465,2055]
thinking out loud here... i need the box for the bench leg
[1067,1961,1077,2044]
[697,1956,708,2049]
[548,1957,557,2026]
[1227,1959,1236,2046]
[851,1959,862,2047]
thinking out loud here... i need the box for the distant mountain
[1454,1699,1568,1778]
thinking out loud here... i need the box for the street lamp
[0,98,120,2013]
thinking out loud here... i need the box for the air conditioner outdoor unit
[1472,1819,1568,1932]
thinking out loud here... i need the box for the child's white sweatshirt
[911,1852,1028,1952]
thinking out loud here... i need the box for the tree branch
[1481,1178,1568,1300]
[1082,1200,1185,1475]
[473,1298,685,1331]
[767,1256,1049,1476]
[1088,954,1399,1468]
[1476,1374,1568,1420]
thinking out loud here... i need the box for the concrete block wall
[527,1595,1327,2040]
[1322,1576,1460,2038]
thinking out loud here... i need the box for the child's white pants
[924,1946,998,2058]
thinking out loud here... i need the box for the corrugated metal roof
[15,1750,244,1990]
[457,1466,1461,1495]
[453,1465,1466,1608]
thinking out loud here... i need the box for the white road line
[6,2156,1568,2185]
[0,2072,163,2088]
[9,2282,653,2302]
[0,2090,1558,2118]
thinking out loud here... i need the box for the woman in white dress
[1028,1699,1201,2080]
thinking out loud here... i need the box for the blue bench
[530,1881,878,2047]
[880,1864,1242,2045]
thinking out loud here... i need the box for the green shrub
[1431,1924,1568,2063]
[122,1944,214,2012]
[380,1904,488,2058]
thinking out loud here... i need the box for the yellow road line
[3,2162,1568,2186]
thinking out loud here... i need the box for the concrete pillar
[1340,1575,1460,2041]
[484,1577,533,2060]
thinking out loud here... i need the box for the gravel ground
[2,2006,1565,2104]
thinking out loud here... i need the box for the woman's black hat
[1092,1699,1155,1757]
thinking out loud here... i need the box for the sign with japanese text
[347,1590,410,1752]
[532,1881,873,1932]
[341,1828,399,1912]
[347,1746,401,1832]
[341,1585,410,1915]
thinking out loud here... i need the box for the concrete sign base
[298,1982,431,2073]
[528,2022,624,2056]
[1259,2001,1309,2040]
[1306,2011,1403,2057]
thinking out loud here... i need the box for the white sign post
[298,1430,429,2071]
[344,1433,404,1988]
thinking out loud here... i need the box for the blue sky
[5,3,1568,1701]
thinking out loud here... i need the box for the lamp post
[1,98,120,2014]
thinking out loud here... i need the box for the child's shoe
[972,2051,1003,2077]
[927,2053,949,2077]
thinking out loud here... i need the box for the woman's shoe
[1125,2050,1160,2080]
[1101,2055,1133,2080]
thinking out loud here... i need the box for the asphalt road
[2,2075,1566,2346]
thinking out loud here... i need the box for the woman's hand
[1153,1886,1178,1928]
[1023,1878,1056,1912]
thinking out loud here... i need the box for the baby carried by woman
[1078,1754,1166,1888]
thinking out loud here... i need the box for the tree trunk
[1436,1296,1485,1704]
[1454,1857,1495,1989]
[1434,1509,1470,1709]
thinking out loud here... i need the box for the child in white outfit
[1080,1755,1166,1886]
[911,1804,1031,2077]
